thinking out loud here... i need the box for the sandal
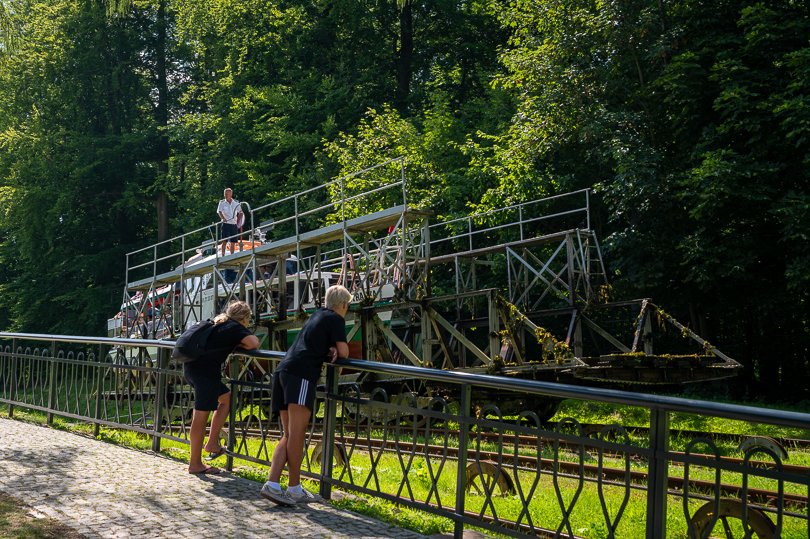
[205,447,229,461]
[189,466,221,475]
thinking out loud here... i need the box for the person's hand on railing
[328,346,344,375]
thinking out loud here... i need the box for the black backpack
[171,320,217,363]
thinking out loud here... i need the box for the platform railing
[428,189,592,259]
[121,157,408,287]
[1,331,808,539]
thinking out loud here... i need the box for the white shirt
[217,198,241,224]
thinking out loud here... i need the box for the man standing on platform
[217,187,243,256]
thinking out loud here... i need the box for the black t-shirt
[191,319,252,377]
[276,308,347,381]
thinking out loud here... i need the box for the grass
[2,397,809,538]
[309,441,809,538]
[554,399,810,439]
[0,493,82,539]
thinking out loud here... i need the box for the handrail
[429,209,588,249]
[126,221,219,258]
[123,159,409,288]
[232,349,810,430]
[0,332,174,349]
[250,157,405,215]
[426,189,592,256]
[430,188,590,230]
[5,330,801,431]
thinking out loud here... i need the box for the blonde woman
[261,285,351,504]
[185,301,259,474]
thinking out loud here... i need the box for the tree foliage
[0,0,808,398]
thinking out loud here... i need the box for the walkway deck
[0,418,428,538]
[127,205,427,291]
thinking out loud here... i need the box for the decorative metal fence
[1,332,808,539]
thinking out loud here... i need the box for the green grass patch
[0,493,82,539]
[331,492,452,535]
[553,399,810,440]
[2,397,809,538]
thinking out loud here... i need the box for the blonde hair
[213,300,252,325]
[325,285,352,309]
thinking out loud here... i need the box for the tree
[0,0,156,334]
[97,0,172,241]
[481,0,810,397]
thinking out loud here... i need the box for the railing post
[586,188,591,231]
[94,344,108,437]
[646,407,670,539]
[320,364,339,500]
[519,204,524,241]
[488,290,500,362]
[400,159,407,206]
[46,341,57,425]
[454,383,471,539]
[226,356,238,472]
[151,347,169,453]
[178,236,186,333]
[9,338,17,418]
[153,244,158,285]
[340,180,348,260]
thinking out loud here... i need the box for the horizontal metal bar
[296,202,338,220]
[430,189,589,230]
[0,333,173,349]
[0,399,159,436]
[320,358,810,430]
[429,209,587,252]
[342,181,401,204]
[126,222,215,257]
[4,332,809,431]
[251,157,405,215]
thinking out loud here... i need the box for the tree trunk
[395,0,413,114]
[155,0,169,241]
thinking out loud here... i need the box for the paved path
[0,417,428,538]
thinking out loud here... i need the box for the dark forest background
[0,0,808,401]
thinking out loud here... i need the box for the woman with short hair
[261,285,351,504]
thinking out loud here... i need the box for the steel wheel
[311,441,346,468]
[464,460,515,497]
[691,499,776,539]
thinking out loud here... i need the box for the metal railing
[122,157,409,286]
[427,189,592,259]
[1,331,808,539]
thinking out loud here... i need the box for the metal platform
[127,204,426,291]
[111,159,741,390]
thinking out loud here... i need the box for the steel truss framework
[113,167,740,396]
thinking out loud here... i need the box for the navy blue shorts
[271,371,317,414]
[184,363,230,411]
[221,223,239,241]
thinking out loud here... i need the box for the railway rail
[225,425,810,513]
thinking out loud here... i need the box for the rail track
[223,423,810,515]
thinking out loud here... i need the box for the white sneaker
[260,482,294,507]
[286,486,320,504]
